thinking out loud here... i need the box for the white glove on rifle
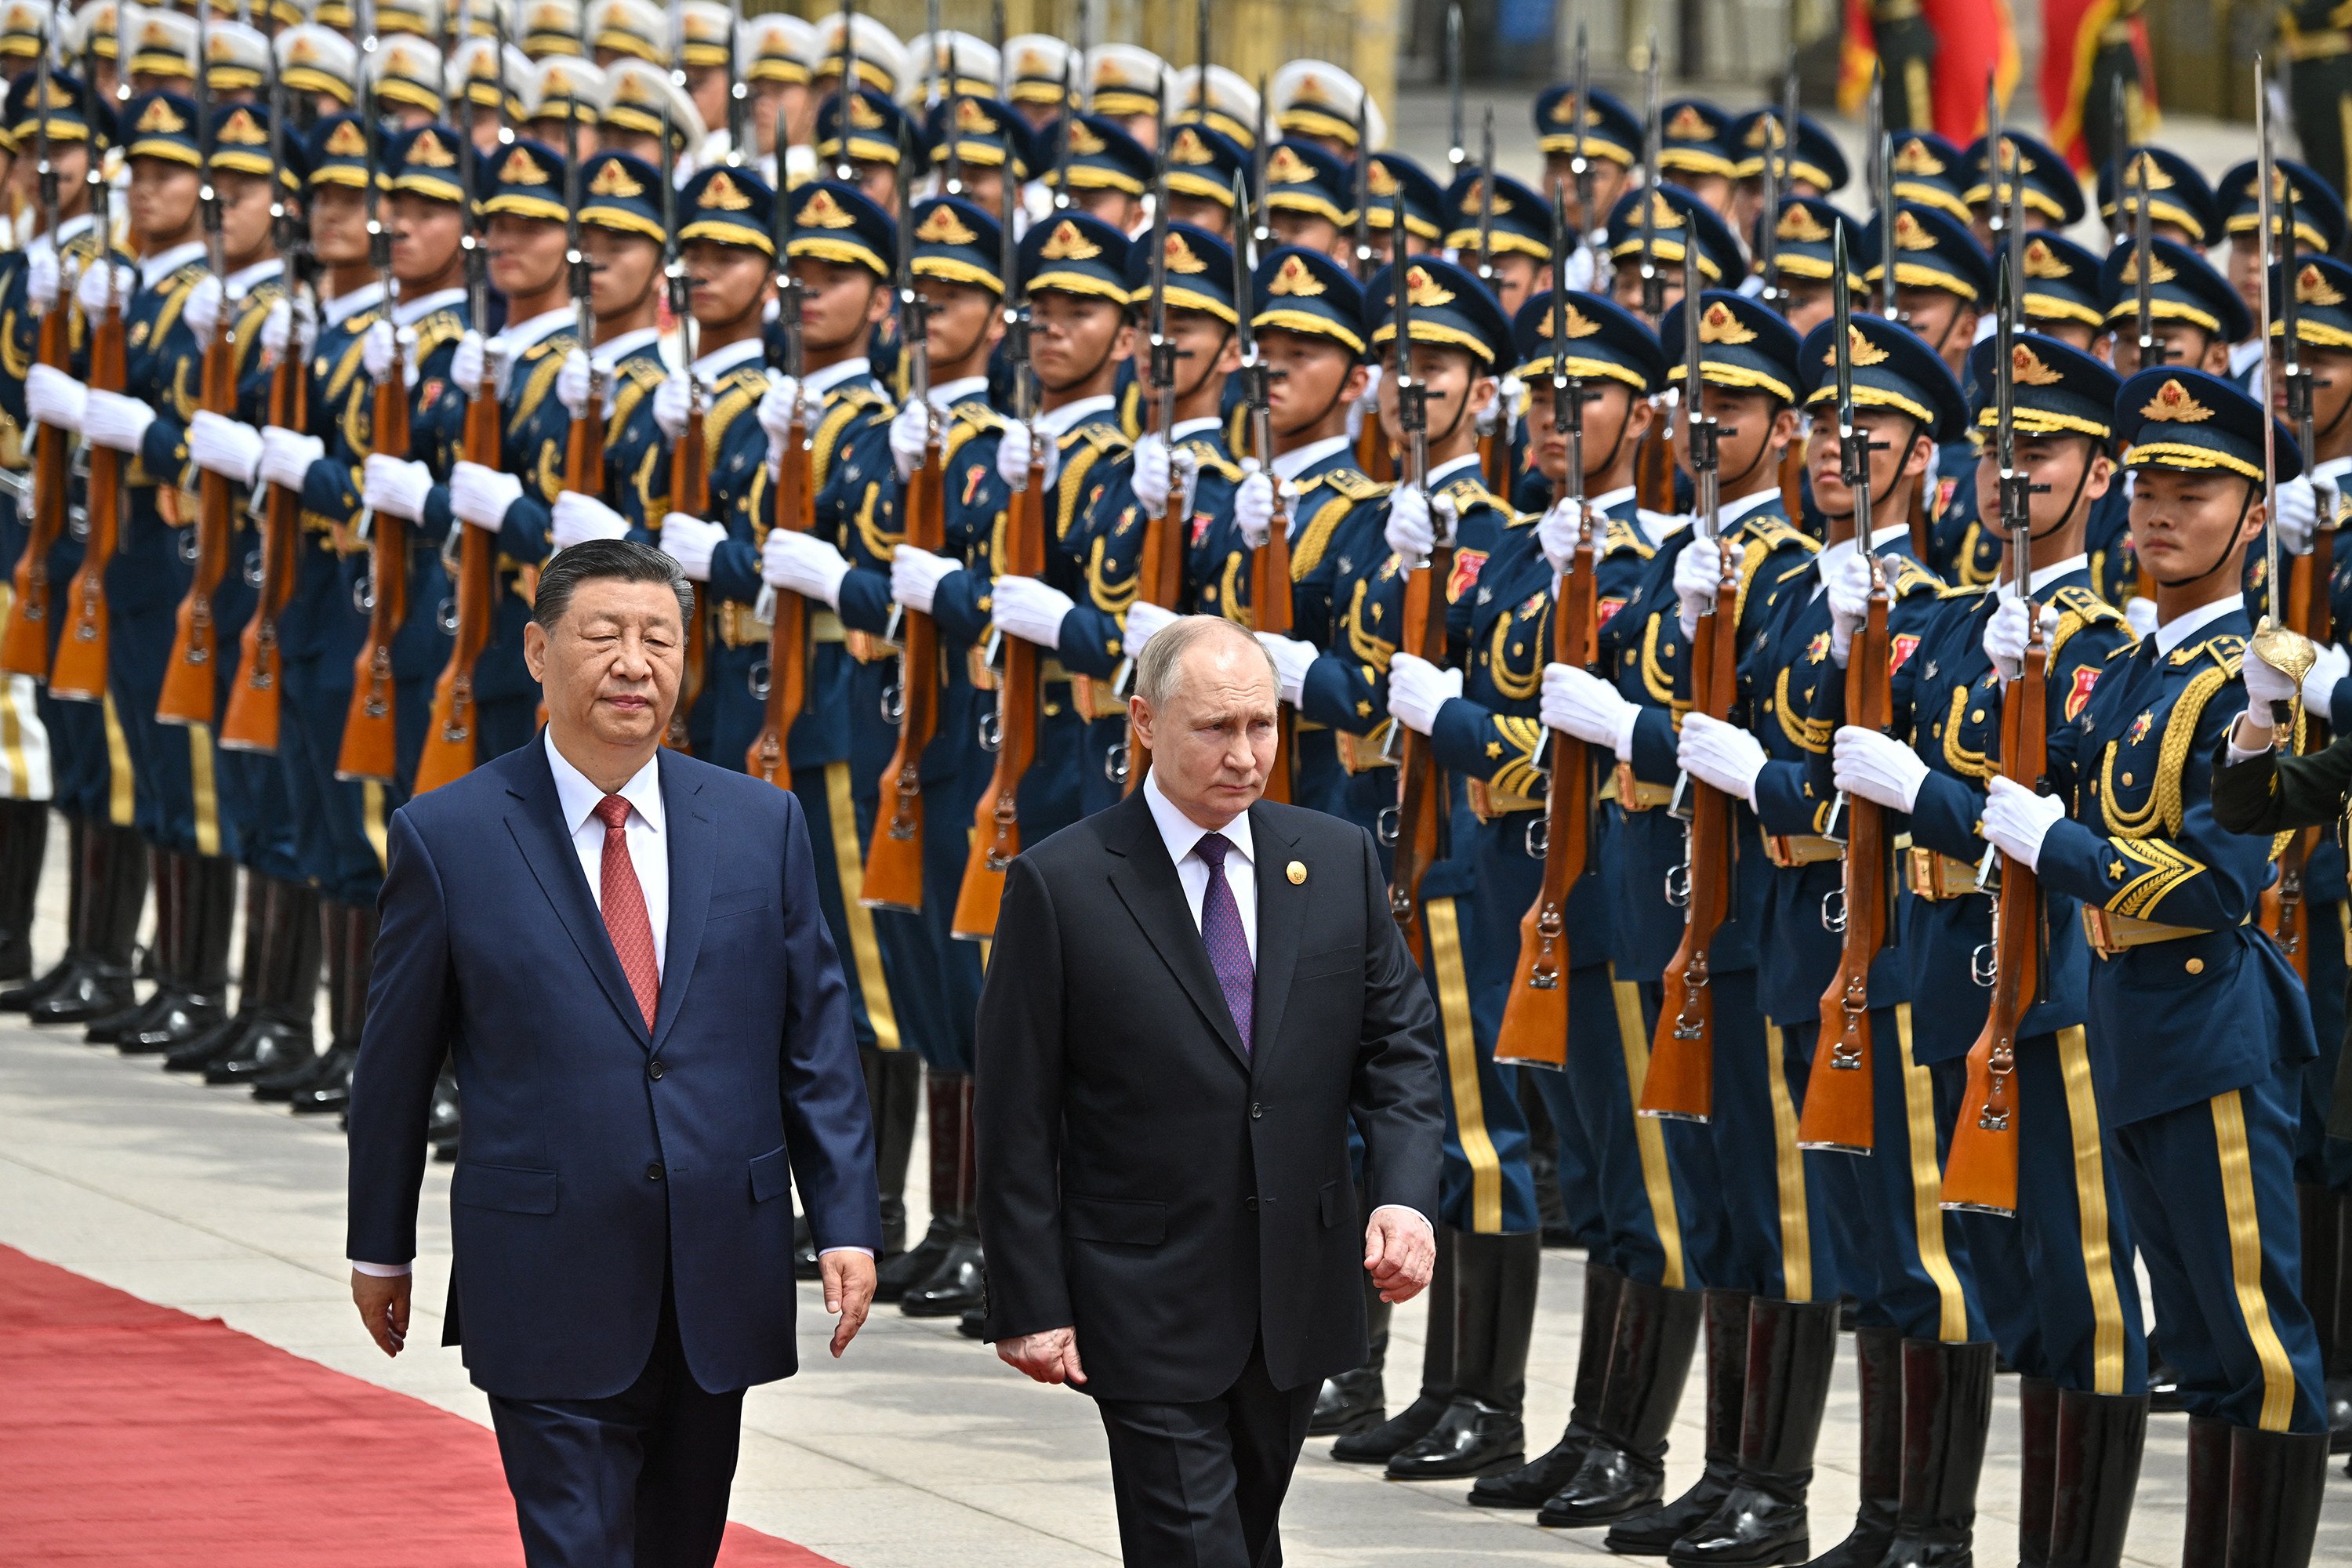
[1982,596,2062,681]
[26,249,59,311]
[763,530,851,608]
[180,276,223,345]
[25,365,87,434]
[996,419,1062,491]
[258,426,322,492]
[2242,634,2306,713]
[449,329,511,399]
[1233,463,1276,550]
[653,369,694,442]
[361,320,418,386]
[1257,632,1316,706]
[1385,485,1455,562]
[659,513,727,581]
[73,260,136,320]
[891,544,957,615]
[2274,474,2319,554]
[556,348,597,420]
[1825,551,1875,666]
[1131,431,1175,515]
[260,292,316,368]
[1832,725,1929,812]
[1537,497,1587,576]
[759,376,829,476]
[1385,652,1461,735]
[448,461,523,533]
[187,411,264,485]
[887,396,931,481]
[1540,662,1638,757]
[1980,774,2066,872]
[550,490,630,550]
[82,390,154,454]
[1674,536,1726,640]
[1122,601,1179,660]
[361,454,432,521]
[1677,711,1767,806]
[989,574,1075,648]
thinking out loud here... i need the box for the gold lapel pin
[1287,861,1307,885]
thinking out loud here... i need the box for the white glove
[260,299,292,363]
[1677,711,1767,806]
[654,369,693,441]
[996,420,1062,492]
[2274,474,2319,554]
[763,530,851,608]
[891,544,958,615]
[25,365,86,434]
[1122,600,1180,660]
[1131,432,1174,515]
[449,329,512,398]
[1385,485,1456,561]
[2303,641,2350,715]
[758,376,829,475]
[1385,651,1461,735]
[989,574,1076,648]
[1258,632,1316,706]
[1982,596,2063,681]
[658,513,727,581]
[556,348,595,419]
[1541,662,1638,756]
[187,410,264,485]
[1346,363,1381,441]
[1537,498,1587,576]
[550,490,630,550]
[74,260,135,319]
[180,276,223,345]
[1826,552,1875,665]
[2124,596,2158,639]
[361,319,416,384]
[1981,774,2066,872]
[887,396,930,480]
[27,249,59,310]
[448,460,524,533]
[2242,635,2305,712]
[361,453,432,521]
[1234,464,1276,550]
[1831,725,1929,812]
[258,426,322,492]
[1675,536,1724,639]
[81,390,155,453]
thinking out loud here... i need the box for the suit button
[1245,1196,1258,1210]
[646,1162,665,1181]
[1250,1102,1263,1119]
[648,1060,665,1080]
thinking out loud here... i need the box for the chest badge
[2128,709,2154,746]
[1287,861,1307,885]
[2066,666,2102,720]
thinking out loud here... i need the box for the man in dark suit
[345,539,881,1567]
[975,614,1446,1566]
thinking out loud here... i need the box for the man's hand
[819,1250,877,1359]
[1363,1207,1436,1304]
[350,1269,412,1357]
[997,1325,1087,1385]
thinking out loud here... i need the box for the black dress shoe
[2,949,89,1012]
[1667,1472,1812,1567]
[1308,1367,1385,1437]
[1468,1429,1594,1508]
[1330,1392,1447,1465]
[129,990,227,1055]
[878,1218,956,1304]
[957,1305,988,1340]
[900,1230,984,1316]
[89,985,172,1046]
[1538,1440,1667,1526]
[287,1045,358,1114]
[162,1011,255,1071]
[203,1019,313,1086]
[28,964,134,1027]
[250,1036,336,1101]
[1383,1395,1524,1481]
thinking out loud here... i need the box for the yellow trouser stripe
[102,694,133,826]
[2054,1025,2129,1395]
[188,722,218,858]
[824,760,898,1052]
[1765,1021,1813,1301]
[0,674,28,798]
[1613,973,1685,1290]
[2338,902,2349,967]
[1896,1004,1970,1343]
[2212,1088,2299,1432]
[1426,896,1501,1233]
[363,781,388,870]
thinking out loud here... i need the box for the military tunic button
[2186,957,2205,975]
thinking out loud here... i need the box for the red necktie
[593,795,660,1029]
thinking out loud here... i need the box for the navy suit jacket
[346,738,881,1403]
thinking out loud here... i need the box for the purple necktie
[1195,833,1253,1052]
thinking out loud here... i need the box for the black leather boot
[166,873,284,1071]
[2181,1416,2232,1566]
[1539,1279,1703,1525]
[2047,1390,2144,1568]
[1668,1296,1841,1567]
[206,874,316,1081]
[902,1073,984,1316]
[289,901,362,1113]
[1804,1324,1904,1566]
[1311,1273,1390,1437]
[1610,1288,1753,1553]
[1473,1261,1623,1507]
[257,892,340,1099]
[879,1066,966,1302]
[866,1044,920,1259]
[2224,1425,2328,1568]
[33,823,143,1025]
[1335,1227,1456,1464]
[0,797,49,978]
[2016,1376,2059,1568]
[176,868,275,1067]
[86,846,175,1043]
[133,855,234,1054]
[1385,1229,1537,1480]
[2,811,80,1010]
[1876,1339,1994,1568]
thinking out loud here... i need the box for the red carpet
[0,1243,843,1565]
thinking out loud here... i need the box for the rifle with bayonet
[1474,107,1509,495]
[413,0,504,793]
[2249,56,2317,742]
[1632,34,1672,510]
[1798,223,1893,1154]
[557,80,604,516]
[1237,169,1293,804]
[1381,198,1447,960]
[1348,92,1386,480]
[3,25,65,681]
[2107,77,2131,247]
[1569,22,1596,286]
[1766,64,1806,521]
[950,164,1043,939]
[1052,55,1075,209]
[862,135,941,913]
[2272,146,2332,977]
[749,163,812,783]
[337,0,412,779]
[1444,0,1464,182]
[833,0,858,182]
[1121,82,1184,797]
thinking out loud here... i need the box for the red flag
[1840,0,2021,147]
[2042,0,2158,170]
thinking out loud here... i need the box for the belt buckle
[2080,905,2124,958]
[1614,760,1648,813]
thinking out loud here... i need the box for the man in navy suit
[345,539,881,1567]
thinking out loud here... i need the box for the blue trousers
[108,603,237,859]
[41,684,125,825]
[1421,891,1540,1235]
[277,656,384,903]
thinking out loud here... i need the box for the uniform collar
[928,374,989,410]
[223,257,284,299]
[1717,488,1782,528]
[591,325,662,369]
[139,241,207,289]
[804,357,870,396]
[2153,592,2244,657]
[1999,553,2090,599]
[394,287,466,327]
[1588,484,1635,514]
[323,280,385,328]
[2314,453,2352,486]
[1815,524,1912,589]
[503,306,575,352]
[26,211,95,261]
[690,335,765,382]
[1425,452,1480,490]
[1172,416,1222,442]
[1272,434,1350,481]
[1037,394,1114,436]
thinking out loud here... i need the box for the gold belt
[2081,907,2210,956]
[2286,27,2350,60]
[1468,778,1542,822]
[1765,833,1842,868]
[1605,761,1674,812]
[1338,724,1396,773]
[717,603,845,649]
[1905,848,1985,902]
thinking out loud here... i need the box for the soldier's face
[2026,315,2098,354]
[1376,343,1491,450]
[1895,286,1977,369]
[1525,379,1652,485]
[918,278,1003,370]
[683,65,727,134]
[1028,291,1132,392]
[1806,408,1929,524]
[1779,278,1834,339]
[583,227,659,318]
[2129,466,2264,589]
[1261,331,1365,437]
[1463,252,1540,318]
[487,214,568,300]
[2107,322,2226,379]
[127,157,201,244]
[1076,187,1143,234]
[1163,307,1239,403]
[1690,386,1796,490]
[2228,235,2266,328]
[310,184,368,267]
[1164,192,1230,238]
[1679,172,1733,216]
[845,157,895,210]
[1610,256,1684,327]
[946,165,1007,220]
[2267,344,2352,453]
[525,118,599,157]
[787,256,887,354]
[681,239,771,330]
[1269,211,1339,259]
[214,169,277,266]
[605,129,662,166]
[389,193,463,283]
[1972,433,2111,552]
[1544,157,1628,232]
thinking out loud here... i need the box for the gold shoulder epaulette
[1602,514,1654,558]
[1317,466,1385,503]
[1440,475,1507,516]
[1076,420,1130,456]
[1891,557,1945,598]
[1744,517,1818,557]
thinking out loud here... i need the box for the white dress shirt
[545,730,669,978]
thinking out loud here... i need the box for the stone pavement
[1,825,2328,1565]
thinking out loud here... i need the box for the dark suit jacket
[2210,728,2352,836]
[975,789,1445,1405]
[346,739,881,1403]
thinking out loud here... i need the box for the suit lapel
[1248,804,1303,1078]
[504,744,650,1045]
[1102,792,1250,1072]
[649,753,712,1054]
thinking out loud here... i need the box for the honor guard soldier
[1356,152,1446,272]
[673,0,735,167]
[2216,160,2347,385]
[376,0,446,42]
[597,59,700,175]
[1960,129,2082,246]
[1001,34,1074,136]
[1885,130,1973,226]
[1174,62,1258,152]
[544,151,673,543]
[1259,138,1351,261]
[1657,97,1737,216]
[276,25,359,119]
[1083,42,1165,154]
[813,10,904,103]
[919,95,1033,246]
[368,34,446,131]
[1673,310,1984,1566]
[902,31,1001,104]
[519,0,584,60]
[1726,107,1848,256]
[1443,169,1552,318]
[1990,367,2329,1563]
[1266,59,1383,162]
[1044,114,1153,239]
[1751,196,1863,342]
[1864,202,1992,584]
[2010,231,2106,354]
[519,56,604,157]
[1158,122,1248,241]
[2097,144,2218,249]
[65,1,122,109]
[447,36,527,155]
[1534,82,1638,286]
[125,10,195,96]
[1828,332,2151,1562]
[743,13,815,187]
[201,21,270,108]
[1602,183,1742,330]
[583,0,664,71]
[2099,236,2249,381]
[813,85,907,212]
[1324,256,1541,1483]
[1512,290,1826,1555]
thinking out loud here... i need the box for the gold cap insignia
[2142,377,2215,423]
[1890,138,1945,177]
[915,205,979,245]
[1892,210,1936,251]
[2127,151,2174,191]
[1553,301,1602,339]
[796,184,854,226]
[135,97,188,135]
[219,107,267,146]
[2116,252,2174,287]
[289,37,318,64]
[1698,300,1755,345]
[1038,219,1100,261]
[847,93,886,130]
[503,148,550,185]
[1634,191,1681,229]
[1067,120,1106,157]
[1162,231,1207,274]
[1268,255,1324,296]
[954,97,993,133]
[1265,145,1312,185]
[405,129,457,167]
[587,158,644,199]
[325,119,369,158]
[1367,158,1399,198]
[2011,343,2064,387]
[1744,114,1787,151]
[1547,95,1598,129]
[2298,262,2346,308]
[2023,238,2070,280]
[1457,178,1486,216]
[1294,72,1330,105]
[1826,323,1889,367]
[1777,204,1832,244]
[1171,126,1211,165]
[1403,265,1454,309]
[1665,103,1712,140]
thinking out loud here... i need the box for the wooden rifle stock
[861,419,942,913]
[1643,540,1739,1118]
[951,442,1047,939]
[1251,483,1294,804]
[410,367,503,794]
[1494,515,1595,1069]
[336,352,410,780]
[2,303,69,679]
[667,415,710,757]
[1940,619,2045,1215]
[1386,544,1454,963]
[1797,564,1892,1152]
[1354,418,1390,483]
[746,399,811,784]
[221,308,310,753]
[1121,481,1190,796]
[1635,428,1674,513]
[157,307,240,727]
[50,293,126,703]
[1777,445,1804,535]
[2270,524,2335,978]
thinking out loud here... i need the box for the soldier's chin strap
[1714,394,1786,494]
[2025,436,2103,543]
[1177,327,1234,406]
[2149,475,2260,591]
[1869,416,1925,519]
[1038,323,1126,399]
